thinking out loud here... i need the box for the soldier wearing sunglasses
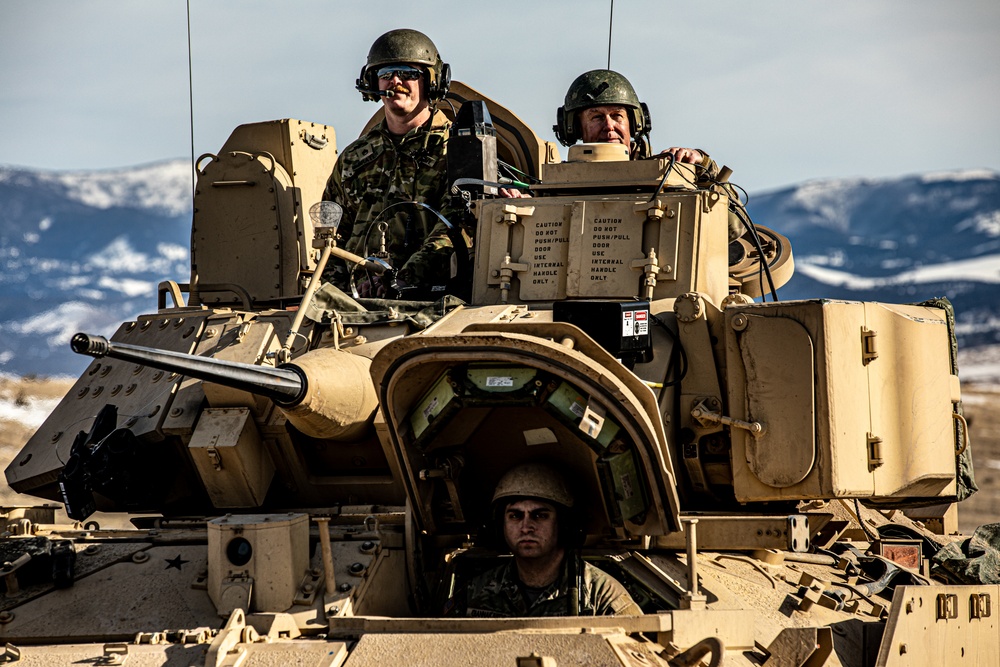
[322,28,465,298]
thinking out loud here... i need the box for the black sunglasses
[376,65,423,81]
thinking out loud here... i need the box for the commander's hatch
[370,318,683,542]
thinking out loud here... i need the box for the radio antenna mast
[607,0,615,69]
[186,0,196,204]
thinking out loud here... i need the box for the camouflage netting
[304,283,465,329]
[917,296,977,501]
[931,523,1000,585]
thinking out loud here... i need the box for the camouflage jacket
[322,110,468,291]
[454,556,642,617]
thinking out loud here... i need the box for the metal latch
[861,327,878,365]
[971,592,992,619]
[867,433,884,471]
[206,447,223,471]
[100,643,128,665]
[301,131,328,150]
[936,593,959,620]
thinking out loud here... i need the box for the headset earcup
[356,65,376,102]
[554,106,573,146]
[433,62,451,101]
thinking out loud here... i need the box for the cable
[648,153,677,202]
[498,159,542,184]
[651,313,688,387]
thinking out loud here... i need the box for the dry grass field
[1,375,997,533]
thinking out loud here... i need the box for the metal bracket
[99,643,128,666]
[971,592,992,619]
[866,433,884,471]
[861,327,878,365]
[936,593,959,620]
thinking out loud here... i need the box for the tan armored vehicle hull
[1,83,993,666]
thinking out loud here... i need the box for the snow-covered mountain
[1,161,999,379]
[0,161,192,376]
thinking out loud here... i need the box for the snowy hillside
[0,161,191,376]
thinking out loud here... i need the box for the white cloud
[97,276,154,297]
[4,301,127,350]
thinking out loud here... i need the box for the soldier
[323,28,466,298]
[451,462,642,617]
[555,69,744,240]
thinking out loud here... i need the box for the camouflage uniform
[322,110,467,292]
[455,556,642,617]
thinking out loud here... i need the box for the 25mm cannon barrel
[71,333,306,404]
[71,333,379,441]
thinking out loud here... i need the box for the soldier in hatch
[449,462,642,617]
[554,68,744,240]
[322,28,467,298]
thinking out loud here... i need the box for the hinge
[867,433,884,471]
[861,327,878,365]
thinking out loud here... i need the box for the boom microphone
[358,88,396,98]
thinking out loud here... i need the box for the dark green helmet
[356,29,451,102]
[554,69,651,152]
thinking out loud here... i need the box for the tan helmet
[492,462,574,508]
[355,28,451,102]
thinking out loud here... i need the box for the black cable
[732,204,779,302]
[651,313,688,387]
[648,153,676,202]
[854,498,879,543]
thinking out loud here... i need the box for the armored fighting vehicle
[2,82,995,666]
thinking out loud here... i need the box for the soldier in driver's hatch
[447,463,642,617]
[322,29,466,297]
[555,69,743,240]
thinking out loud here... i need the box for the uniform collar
[378,108,450,141]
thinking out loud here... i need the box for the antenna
[607,0,614,70]
[186,0,196,205]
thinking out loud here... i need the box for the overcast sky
[1,1,997,193]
